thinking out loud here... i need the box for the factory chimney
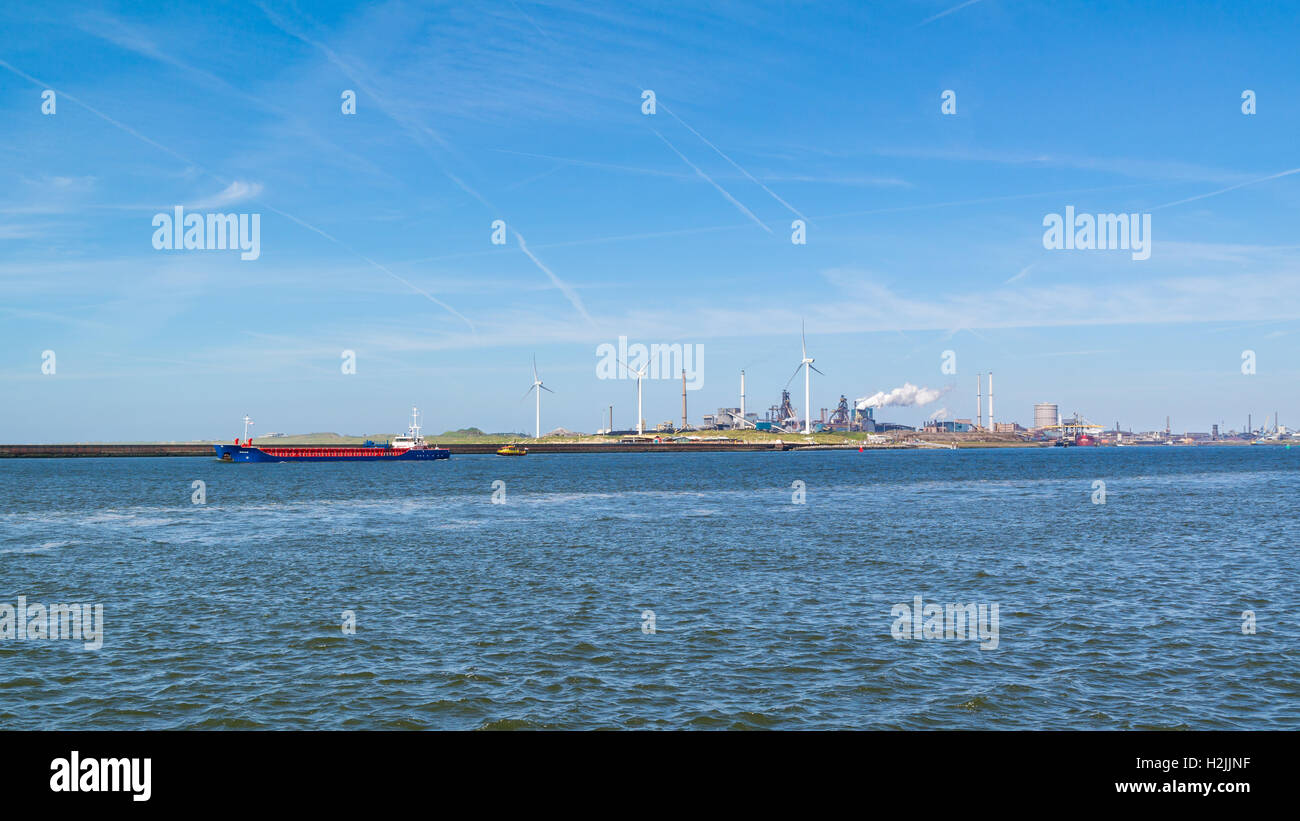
[976,374,982,429]
[681,370,687,430]
[740,370,746,425]
[987,372,994,431]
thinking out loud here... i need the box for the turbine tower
[786,320,824,434]
[523,356,554,439]
[620,358,650,435]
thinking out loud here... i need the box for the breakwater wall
[0,441,802,458]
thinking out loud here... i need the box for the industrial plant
[576,326,1293,448]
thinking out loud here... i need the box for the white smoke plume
[930,407,949,421]
[856,383,949,410]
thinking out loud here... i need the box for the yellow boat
[496,444,528,456]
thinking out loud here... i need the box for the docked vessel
[214,408,451,462]
[1048,416,1102,447]
[496,443,528,456]
[1053,433,1098,447]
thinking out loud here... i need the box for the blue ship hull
[214,444,450,462]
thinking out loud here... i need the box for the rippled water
[2,447,1297,729]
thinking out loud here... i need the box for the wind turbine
[619,358,649,435]
[523,356,554,439]
[785,320,824,434]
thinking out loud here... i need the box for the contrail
[515,232,595,326]
[391,221,750,266]
[0,57,476,333]
[1151,166,1300,210]
[527,223,747,249]
[507,0,558,46]
[504,6,798,231]
[815,181,1161,221]
[0,59,195,168]
[1005,262,1037,284]
[258,0,495,212]
[492,148,692,179]
[256,5,467,169]
[259,3,592,322]
[399,182,1165,268]
[503,8,801,225]
[918,0,984,27]
[652,129,772,234]
[658,101,807,221]
[262,205,476,331]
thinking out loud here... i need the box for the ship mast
[242,415,254,442]
[409,406,422,445]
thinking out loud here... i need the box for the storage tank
[1034,403,1058,430]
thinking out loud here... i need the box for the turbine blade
[785,362,804,388]
[809,364,825,376]
[801,319,807,358]
[541,385,555,393]
[521,385,536,401]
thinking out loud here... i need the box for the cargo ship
[1048,416,1102,447]
[1053,432,1098,447]
[214,408,451,462]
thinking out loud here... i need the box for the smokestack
[987,372,994,431]
[681,369,687,430]
[976,374,982,429]
[740,370,746,425]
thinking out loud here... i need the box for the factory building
[875,422,915,432]
[715,407,758,428]
[853,406,876,432]
[702,407,759,430]
[923,418,974,433]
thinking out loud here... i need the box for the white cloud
[187,181,264,209]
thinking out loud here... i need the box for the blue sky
[2,0,1299,441]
